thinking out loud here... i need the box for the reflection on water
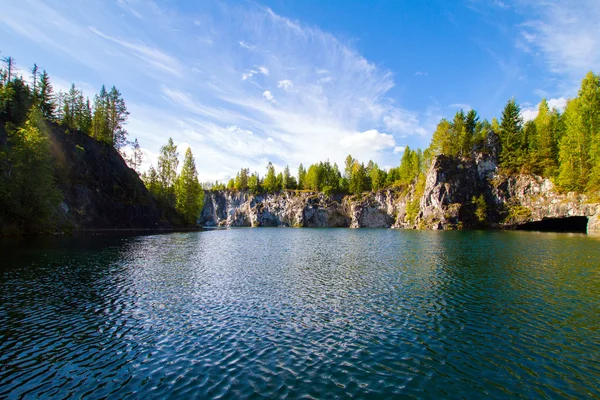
[1,229,599,398]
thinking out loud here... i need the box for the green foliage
[472,194,487,224]
[406,173,426,225]
[175,148,203,225]
[0,108,61,233]
[505,205,532,224]
[499,98,524,170]
[156,138,179,206]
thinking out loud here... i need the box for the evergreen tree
[157,138,179,206]
[263,162,278,193]
[248,172,261,194]
[106,86,129,149]
[499,98,524,170]
[283,165,291,190]
[175,147,203,224]
[91,85,110,142]
[37,70,56,120]
[297,163,306,189]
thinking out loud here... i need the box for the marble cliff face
[200,144,600,233]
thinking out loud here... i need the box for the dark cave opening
[516,216,589,233]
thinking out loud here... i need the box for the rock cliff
[200,135,600,233]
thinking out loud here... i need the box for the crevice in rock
[516,217,588,233]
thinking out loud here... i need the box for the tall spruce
[175,147,203,224]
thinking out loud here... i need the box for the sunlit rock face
[199,132,599,232]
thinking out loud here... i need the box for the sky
[1,0,599,182]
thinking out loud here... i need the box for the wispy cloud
[519,1,600,81]
[1,1,436,181]
[89,26,183,77]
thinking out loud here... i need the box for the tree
[37,70,56,120]
[297,163,306,189]
[429,119,454,156]
[128,138,143,174]
[263,162,278,193]
[531,98,559,176]
[175,147,203,224]
[349,162,368,194]
[91,85,109,141]
[499,98,524,170]
[234,168,249,190]
[142,165,160,197]
[107,86,129,149]
[30,63,39,98]
[157,138,179,206]
[248,172,261,194]
[283,165,292,190]
[1,108,61,232]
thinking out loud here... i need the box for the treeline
[141,138,204,224]
[203,147,426,196]
[429,71,600,193]
[0,57,135,153]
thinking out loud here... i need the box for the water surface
[1,229,599,398]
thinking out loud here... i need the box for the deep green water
[1,229,599,399]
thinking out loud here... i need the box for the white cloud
[239,41,255,49]
[448,103,471,110]
[521,108,538,122]
[340,129,395,152]
[520,1,600,79]
[262,90,274,101]
[415,71,428,76]
[277,79,293,91]
[548,97,567,110]
[393,146,406,154]
[241,65,270,80]
[520,97,568,121]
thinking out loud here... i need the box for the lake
[1,229,599,398]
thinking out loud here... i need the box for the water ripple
[1,229,599,398]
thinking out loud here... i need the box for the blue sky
[1,0,599,181]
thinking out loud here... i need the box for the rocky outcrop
[200,132,600,232]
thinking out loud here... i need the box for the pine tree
[128,138,143,174]
[175,147,203,224]
[106,86,129,149]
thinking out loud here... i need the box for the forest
[0,57,203,233]
[1,53,599,233]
